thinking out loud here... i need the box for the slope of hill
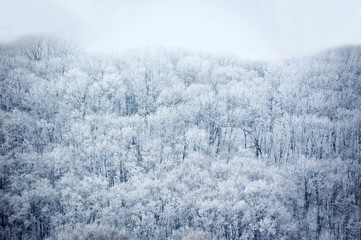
[0,37,360,239]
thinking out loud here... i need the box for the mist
[1,0,361,59]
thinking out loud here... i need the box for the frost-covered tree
[1,37,360,240]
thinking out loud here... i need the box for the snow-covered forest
[0,37,360,240]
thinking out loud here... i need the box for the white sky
[1,0,361,59]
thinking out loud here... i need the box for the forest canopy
[0,36,360,240]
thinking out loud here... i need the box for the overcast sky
[1,0,361,59]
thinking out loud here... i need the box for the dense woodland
[0,37,360,240]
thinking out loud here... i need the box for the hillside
[0,37,360,239]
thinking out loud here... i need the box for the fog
[1,0,361,59]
